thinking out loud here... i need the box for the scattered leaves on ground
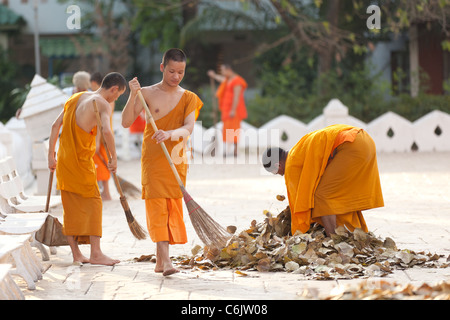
[134,196,449,283]
[171,204,448,280]
[319,280,450,300]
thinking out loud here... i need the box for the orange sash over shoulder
[56,92,100,198]
[141,90,203,199]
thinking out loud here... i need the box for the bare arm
[152,110,196,144]
[97,100,117,173]
[122,77,143,128]
[207,70,226,83]
[48,109,64,172]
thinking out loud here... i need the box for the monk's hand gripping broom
[137,90,231,248]
[93,100,147,240]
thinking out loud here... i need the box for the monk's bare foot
[101,194,112,201]
[163,268,179,276]
[90,253,120,266]
[155,259,177,275]
[73,254,90,264]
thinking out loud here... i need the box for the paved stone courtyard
[19,152,450,300]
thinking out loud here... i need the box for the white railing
[116,98,450,159]
[2,98,449,194]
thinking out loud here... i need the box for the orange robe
[285,124,384,235]
[56,92,102,244]
[129,111,146,133]
[141,90,203,244]
[216,75,248,143]
[93,114,113,182]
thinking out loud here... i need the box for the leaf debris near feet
[134,197,449,281]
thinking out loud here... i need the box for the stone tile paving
[18,152,450,300]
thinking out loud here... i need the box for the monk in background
[122,49,203,276]
[208,64,247,157]
[48,72,126,266]
[262,124,384,237]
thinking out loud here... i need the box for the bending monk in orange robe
[48,72,127,265]
[122,49,203,276]
[262,124,384,237]
[208,64,247,157]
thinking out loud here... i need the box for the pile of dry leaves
[135,196,449,280]
[320,280,450,300]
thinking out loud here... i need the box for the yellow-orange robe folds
[141,90,203,244]
[56,92,102,244]
[285,124,384,235]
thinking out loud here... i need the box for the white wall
[115,98,450,160]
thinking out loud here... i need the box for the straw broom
[137,91,231,248]
[95,151,141,199]
[93,100,147,240]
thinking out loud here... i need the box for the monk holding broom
[262,124,384,237]
[122,49,203,276]
[48,72,126,266]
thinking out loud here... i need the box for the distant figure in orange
[208,64,248,157]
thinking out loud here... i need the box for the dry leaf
[191,245,202,256]
[383,237,397,250]
[227,225,237,234]
[285,261,300,272]
[335,242,354,258]
[256,258,271,272]
[396,250,414,265]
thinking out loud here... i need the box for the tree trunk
[318,0,340,76]
[409,24,420,98]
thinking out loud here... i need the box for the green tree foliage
[133,0,185,52]
[0,48,21,123]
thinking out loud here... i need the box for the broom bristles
[182,188,231,248]
[120,197,147,240]
[124,209,147,240]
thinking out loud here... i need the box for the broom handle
[45,169,54,213]
[210,77,218,129]
[92,100,127,200]
[137,90,185,189]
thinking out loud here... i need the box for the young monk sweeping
[48,72,127,266]
[122,48,203,276]
[262,124,384,237]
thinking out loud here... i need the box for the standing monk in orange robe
[48,72,127,266]
[262,124,384,237]
[208,64,247,157]
[122,49,203,276]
